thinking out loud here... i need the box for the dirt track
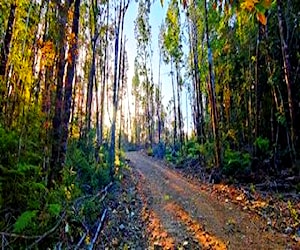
[127,151,294,250]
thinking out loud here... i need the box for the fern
[13,210,37,233]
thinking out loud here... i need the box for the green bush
[66,136,111,193]
[199,141,215,168]
[223,149,251,175]
[254,136,270,154]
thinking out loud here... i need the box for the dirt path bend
[126,151,294,250]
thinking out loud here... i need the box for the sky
[123,0,192,134]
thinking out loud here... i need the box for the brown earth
[126,151,299,250]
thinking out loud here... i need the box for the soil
[123,151,299,250]
[99,151,299,249]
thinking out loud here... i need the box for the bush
[254,136,270,154]
[223,148,251,175]
[66,138,111,194]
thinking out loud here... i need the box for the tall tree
[109,0,129,178]
[50,0,81,185]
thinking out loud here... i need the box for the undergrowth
[0,127,114,249]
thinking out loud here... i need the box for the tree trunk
[109,0,123,178]
[204,0,221,168]
[50,0,81,185]
[86,40,96,135]
[277,0,296,159]
[50,2,70,186]
[0,3,16,76]
[176,64,183,147]
[171,61,177,148]
[157,51,162,143]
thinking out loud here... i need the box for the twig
[73,182,113,209]
[0,212,65,249]
[74,232,87,250]
[0,232,40,240]
[74,222,89,250]
[27,212,66,249]
[88,208,107,250]
[2,234,6,250]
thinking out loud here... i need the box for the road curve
[126,151,291,250]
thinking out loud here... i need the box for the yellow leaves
[261,0,272,8]
[167,9,176,25]
[241,0,259,11]
[257,12,267,25]
[241,0,268,25]
[68,9,74,22]
[40,40,55,67]
[85,234,91,245]
[68,32,76,45]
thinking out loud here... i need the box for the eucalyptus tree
[109,0,130,178]
[0,2,16,76]
[134,0,154,148]
[50,0,81,185]
[186,0,205,144]
[131,58,141,145]
[162,0,184,148]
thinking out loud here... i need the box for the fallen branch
[0,212,66,249]
[75,232,87,250]
[74,222,89,250]
[0,232,40,240]
[88,208,107,250]
[27,212,66,249]
[73,182,113,210]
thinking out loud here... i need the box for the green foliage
[254,136,270,154]
[66,135,111,193]
[0,126,18,166]
[198,141,215,168]
[48,203,61,217]
[223,149,251,175]
[13,210,38,233]
[146,147,153,156]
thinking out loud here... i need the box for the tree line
[132,0,299,180]
[0,0,130,247]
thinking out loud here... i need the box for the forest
[0,0,299,248]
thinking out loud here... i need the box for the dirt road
[127,151,294,250]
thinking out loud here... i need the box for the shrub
[254,136,270,154]
[223,148,251,175]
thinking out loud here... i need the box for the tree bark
[0,3,16,76]
[109,0,129,178]
[277,0,296,159]
[204,0,221,168]
[50,0,81,185]
[50,1,70,186]
[99,0,110,145]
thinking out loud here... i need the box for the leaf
[164,194,171,201]
[257,12,267,25]
[48,204,61,217]
[14,210,37,233]
[241,0,259,11]
[160,0,164,7]
[261,0,272,8]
